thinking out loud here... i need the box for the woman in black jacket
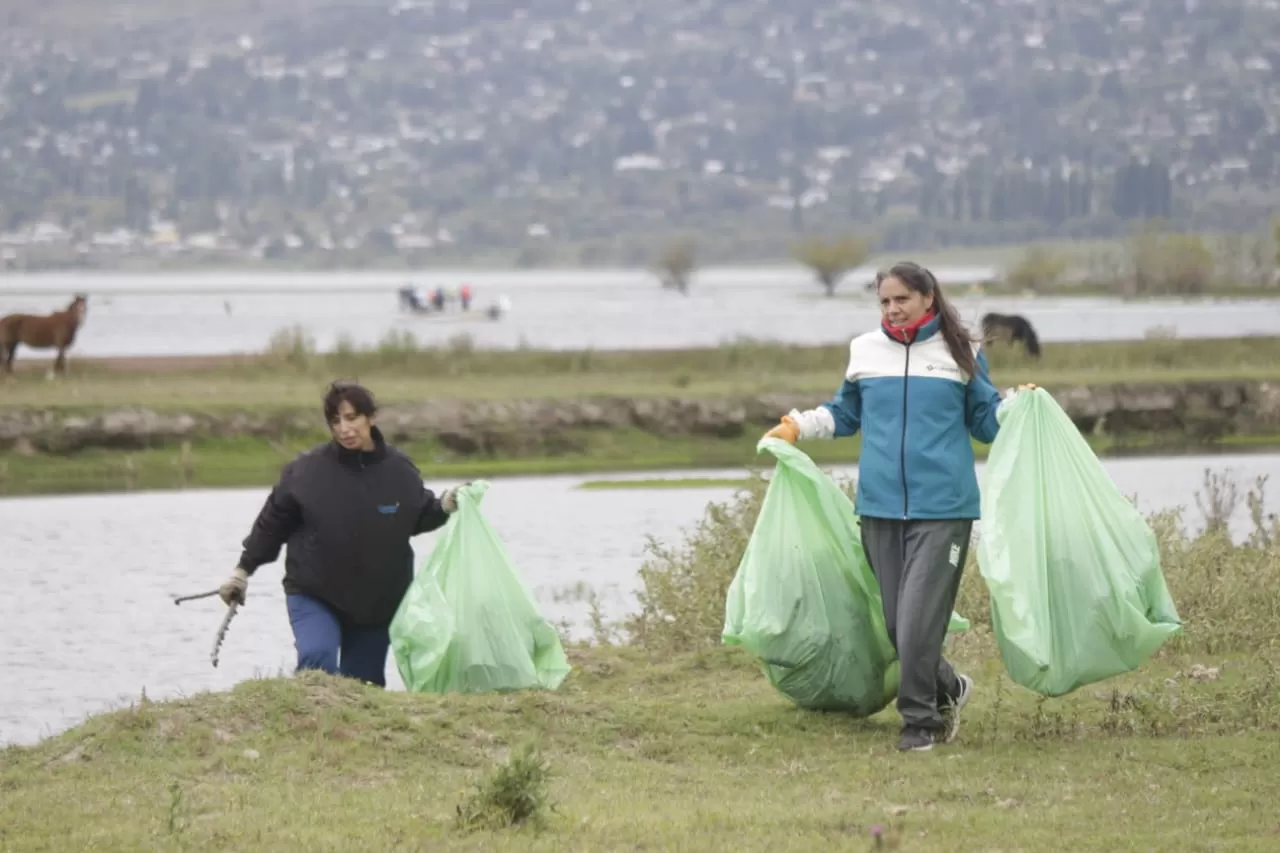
[217,381,463,687]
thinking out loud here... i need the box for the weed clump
[454,740,554,833]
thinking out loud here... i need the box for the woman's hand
[764,415,800,444]
[219,567,249,606]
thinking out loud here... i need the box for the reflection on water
[1,453,1276,747]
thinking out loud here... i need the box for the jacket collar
[330,425,389,468]
[881,310,940,344]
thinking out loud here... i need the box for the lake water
[2,268,1278,357]
[1,451,1276,748]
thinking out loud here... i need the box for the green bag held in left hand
[389,480,572,694]
[977,388,1182,697]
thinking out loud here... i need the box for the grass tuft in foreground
[1,471,1278,851]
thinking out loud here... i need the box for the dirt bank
[3,381,1279,455]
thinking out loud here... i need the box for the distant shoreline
[7,334,1280,378]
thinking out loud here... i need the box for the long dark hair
[876,261,978,377]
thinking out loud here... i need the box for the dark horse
[981,312,1041,358]
[0,294,89,376]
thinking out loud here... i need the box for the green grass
[2,469,1278,850]
[6,335,1280,497]
[12,365,1280,411]
[0,645,1276,851]
[9,335,1280,412]
[5,429,1280,498]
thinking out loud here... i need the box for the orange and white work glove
[763,415,800,444]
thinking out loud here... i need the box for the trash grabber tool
[211,601,240,668]
[173,589,221,605]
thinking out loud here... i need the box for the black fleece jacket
[236,426,451,626]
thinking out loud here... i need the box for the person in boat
[763,260,1036,753]
[460,283,473,312]
[430,286,446,312]
[217,380,466,687]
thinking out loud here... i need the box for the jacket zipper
[354,452,366,574]
[900,341,911,519]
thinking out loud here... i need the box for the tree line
[654,218,1280,299]
[906,156,1173,226]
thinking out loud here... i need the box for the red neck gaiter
[882,310,936,344]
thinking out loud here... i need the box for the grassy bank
[2,474,1277,851]
[6,335,1280,497]
[1,647,1276,852]
[7,335,1280,411]
[5,429,1280,498]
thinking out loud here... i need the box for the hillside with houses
[0,0,1277,269]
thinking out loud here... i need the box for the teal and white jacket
[787,315,1005,520]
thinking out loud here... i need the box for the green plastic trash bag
[977,388,1182,697]
[722,438,969,715]
[389,480,572,694]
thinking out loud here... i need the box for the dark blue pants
[285,594,390,687]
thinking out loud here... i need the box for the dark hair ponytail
[875,261,978,377]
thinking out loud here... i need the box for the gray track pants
[860,516,972,731]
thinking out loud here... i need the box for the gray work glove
[440,482,472,514]
[219,567,249,606]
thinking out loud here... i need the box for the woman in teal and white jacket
[765,260,1035,754]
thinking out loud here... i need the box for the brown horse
[0,294,89,376]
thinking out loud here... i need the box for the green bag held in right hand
[389,480,571,695]
[977,388,1183,697]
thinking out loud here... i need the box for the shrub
[628,467,1280,659]
[1005,244,1071,293]
[624,472,862,652]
